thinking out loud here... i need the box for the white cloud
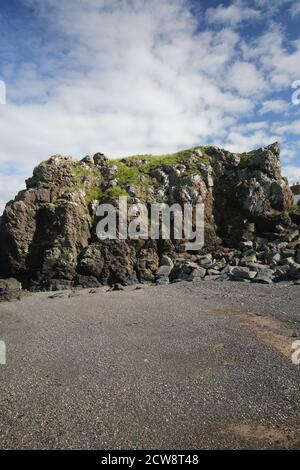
[274,119,300,134]
[282,165,300,183]
[206,1,261,26]
[0,0,299,213]
[227,61,267,96]
[0,0,255,213]
[242,26,300,87]
[259,99,290,114]
[224,129,281,153]
[289,1,300,17]
[0,174,26,215]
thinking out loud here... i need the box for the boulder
[289,264,300,280]
[0,278,23,302]
[156,265,172,277]
[160,255,174,268]
[252,273,273,285]
[198,254,213,267]
[229,266,256,280]
[170,262,206,282]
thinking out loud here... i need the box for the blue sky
[0,0,300,213]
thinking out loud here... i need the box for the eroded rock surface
[0,142,298,291]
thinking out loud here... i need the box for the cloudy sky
[0,0,300,213]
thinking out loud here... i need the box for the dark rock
[289,264,300,280]
[240,240,253,250]
[75,275,101,289]
[170,262,206,282]
[0,142,297,291]
[0,278,23,302]
[156,265,172,277]
[48,292,67,299]
[156,277,170,285]
[109,283,125,291]
[160,255,174,268]
[229,266,257,281]
[93,152,108,167]
[197,254,213,267]
[68,290,81,298]
[252,276,273,285]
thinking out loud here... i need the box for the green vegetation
[289,203,299,214]
[104,146,213,201]
[112,161,141,186]
[118,146,212,169]
[84,187,103,205]
[101,185,129,202]
[71,164,100,181]
[35,146,219,207]
[51,147,216,205]
[238,152,254,169]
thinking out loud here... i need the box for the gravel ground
[0,281,300,450]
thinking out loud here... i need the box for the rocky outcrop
[0,142,298,291]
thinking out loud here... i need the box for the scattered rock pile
[163,226,300,285]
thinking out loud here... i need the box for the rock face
[0,142,298,290]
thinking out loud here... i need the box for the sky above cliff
[0,0,300,213]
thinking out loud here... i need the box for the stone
[281,249,296,259]
[270,252,281,264]
[0,278,23,302]
[189,267,206,280]
[203,275,221,281]
[290,264,300,280]
[252,274,273,285]
[160,255,174,268]
[68,291,81,298]
[170,263,206,282]
[207,268,221,276]
[229,267,257,281]
[273,240,287,250]
[156,277,170,285]
[273,265,290,282]
[241,253,257,265]
[248,264,274,276]
[240,240,253,250]
[48,292,67,299]
[198,254,213,267]
[156,265,172,277]
[81,155,94,166]
[283,229,299,242]
[109,283,125,291]
[93,152,108,166]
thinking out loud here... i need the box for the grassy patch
[289,203,299,214]
[118,146,212,169]
[71,164,101,184]
[101,185,129,202]
[238,152,255,169]
[84,187,103,205]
